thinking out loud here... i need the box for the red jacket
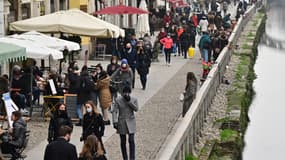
[191,15,198,27]
[160,37,173,49]
[163,15,172,25]
[177,28,185,40]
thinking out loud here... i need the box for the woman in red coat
[160,34,174,66]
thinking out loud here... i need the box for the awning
[0,42,26,64]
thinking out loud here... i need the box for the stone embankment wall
[156,2,264,160]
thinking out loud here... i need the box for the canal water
[243,0,285,159]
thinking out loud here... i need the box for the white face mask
[122,64,127,68]
[86,108,92,113]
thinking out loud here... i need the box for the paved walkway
[26,2,239,159]
[26,53,200,160]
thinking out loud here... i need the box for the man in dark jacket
[44,125,77,160]
[76,66,95,126]
[124,43,137,88]
[1,111,27,160]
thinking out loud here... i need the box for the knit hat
[121,58,128,65]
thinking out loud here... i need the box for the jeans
[1,142,18,159]
[130,67,136,88]
[182,46,188,59]
[203,49,209,62]
[32,87,41,104]
[172,43,177,54]
[139,74,147,89]
[120,134,135,160]
[77,104,83,119]
[12,93,26,109]
[164,48,172,64]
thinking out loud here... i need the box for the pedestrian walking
[136,44,151,90]
[81,101,105,152]
[199,16,209,33]
[180,30,190,59]
[160,33,174,66]
[94,65,112,124]
[67,61,80,94]
[44,125,77,160]
[152,38,160,62]
[76,66,95,126]
[48,103,73,143]
[199,31,212,62]
[124,43,137,89]
[106,56,121,100]
[112,86,139,160]
[182,72,198,117]
[143,34,153,59]
[107,56,120,77]
[223,1,229,15]
[79,135,107,160]
[111,59,133,95]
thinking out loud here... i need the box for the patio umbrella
[0,42,26,64]
[0,35,63,60]
[136,0,150,37]
[94,4,149,15]
[20,31,80,51]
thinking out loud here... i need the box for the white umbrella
[136,0,150,38]
[0,35,63,60]
[87,0,96,14]
[20,31,80,51]
[10,9,125,38]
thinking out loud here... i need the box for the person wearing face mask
[81,101,105,152]
[112,86,138,160]
[48,103,73,143]
[107,56,120,77]
[44,125,78,160]
[124,43,137,89]
[136,43,151,90]
[111,59,133,96]
[160,33,174,66]
[94,64,112,125]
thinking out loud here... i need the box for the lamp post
[165,0,167,14]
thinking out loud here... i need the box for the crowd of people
[0,0,255,159]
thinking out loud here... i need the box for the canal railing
[156,2,262,160]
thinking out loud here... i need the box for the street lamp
[165,0,167,14]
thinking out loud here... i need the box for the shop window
[40,2,45,16]
[21,3,31,20]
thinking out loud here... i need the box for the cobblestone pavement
[104,54,202,160]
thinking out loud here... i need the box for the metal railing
[156,2,261,160]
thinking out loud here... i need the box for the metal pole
[165,0,167,13]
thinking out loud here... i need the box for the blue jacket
[124,48,137,68]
